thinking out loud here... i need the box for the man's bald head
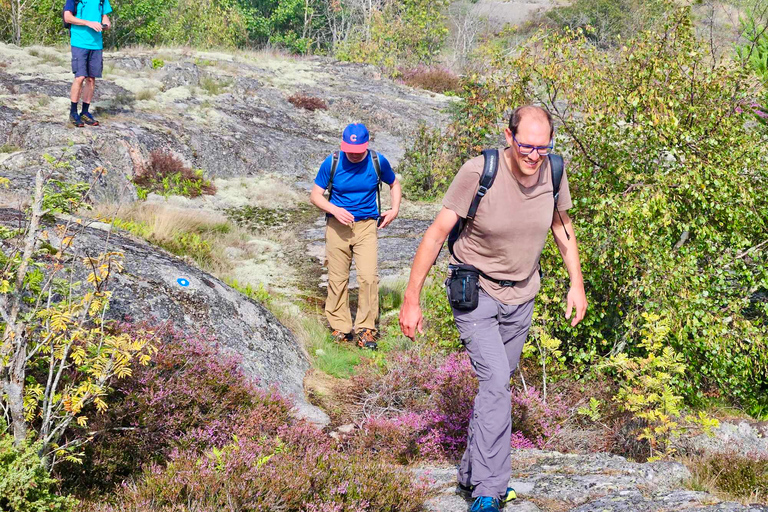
[508,105,554,138]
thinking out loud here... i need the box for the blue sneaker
[457,483,516,504]
[471,496,501,512]
[69,112,84,127]
[80,111,100,126]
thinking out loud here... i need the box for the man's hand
[565,284,587,327]
[399,297,423,340]
[101,16,111,29]
[332,206,354,225]
[88,21,103,32]
[378,208,398,229]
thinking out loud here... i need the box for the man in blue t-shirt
[63,0,112,127]
[310,123,402,350]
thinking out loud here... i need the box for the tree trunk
[7,336,27,444]
[11,0,22,46]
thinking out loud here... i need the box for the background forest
[2,0,768,510]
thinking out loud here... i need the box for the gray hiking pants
[452,288,535,498]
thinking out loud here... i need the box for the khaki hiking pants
[324,216,379,334]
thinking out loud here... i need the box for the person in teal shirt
[63,0,112,127]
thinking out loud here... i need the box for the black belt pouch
[446,264,481,311]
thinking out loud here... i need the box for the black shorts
[71,47,103,78]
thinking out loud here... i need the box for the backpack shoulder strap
[549,153,564,208]
[326,151,340,200]
[447,149,499,259]
[370,151,381,181]
[370,150,382,214]
[466,149,499,220]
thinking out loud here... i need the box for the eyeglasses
[512,134,554,156]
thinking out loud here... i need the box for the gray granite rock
[676,421,768,458]
[0,208,329,426]
[414,450,766,512]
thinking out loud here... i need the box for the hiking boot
[458,484,516,505]
[81,112,99,126]
[331,330,353,343]
[356,329,378,350]
[471,496,501,512]
[70,113,84,127]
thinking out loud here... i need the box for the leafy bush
[288,92,328,111]
[399,65,461,94]
[545,0,669,47]
[399,126,461,201]
[336,0,450,72]
[58,325,293,496]
[419,271,460,349]
[0,432,75,512]
[133,150,216,198]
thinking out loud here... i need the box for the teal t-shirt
[66,0,112,50]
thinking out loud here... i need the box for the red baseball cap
[340,123,369,153]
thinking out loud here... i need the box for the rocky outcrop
[676,420,768,459]
[0,208,327,425]
[0,43,454,202]
[417,450,768,511]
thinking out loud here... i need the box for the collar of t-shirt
[341,151,370,170]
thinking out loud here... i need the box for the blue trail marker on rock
[177,278,190,287]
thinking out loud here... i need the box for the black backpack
[443,149,565,285]
[63,0,104,29]
[326,150,383,215]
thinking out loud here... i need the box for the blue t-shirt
[65,0,112,50]
[314,151,396,221]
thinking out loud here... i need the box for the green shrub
[400,124,459,200]
[336,0,450,72]
[546,0,669,47]
[0,432,75,512]
[133,150,216,198]
[420,269,460,351]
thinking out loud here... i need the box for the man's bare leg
[80,77,99,125]
[70,76,85,104]
[69,76,85,126]
[82,77,95,104]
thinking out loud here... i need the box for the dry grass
[682,452,768,505]
[135,89,157,101]
[89,203,251,274]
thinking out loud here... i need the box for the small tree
[0,154,155,463]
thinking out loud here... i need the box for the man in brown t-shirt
[399,105,587,512]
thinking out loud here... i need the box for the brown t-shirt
[442,148,573,305]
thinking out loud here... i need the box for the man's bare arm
[378,178,401,229]
[64,11,102,31]
[551,210,587,326]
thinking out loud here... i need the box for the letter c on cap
[350,134,357,142]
